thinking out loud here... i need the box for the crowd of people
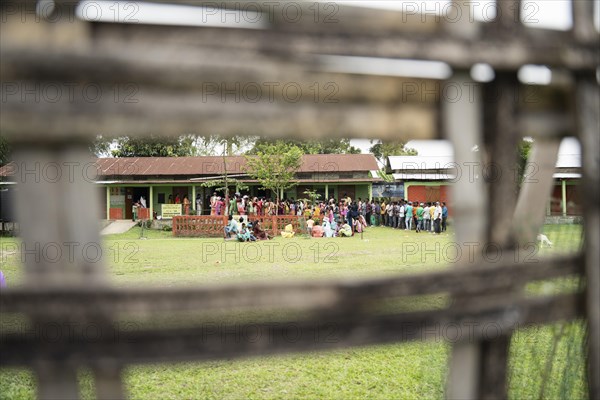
[217,192,449,239]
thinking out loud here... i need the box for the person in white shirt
[423,202,431,231]
[195,194,203,215]
[433,202,443,234]
[399,203,405,229]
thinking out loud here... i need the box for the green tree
[110,135,199,157]
[369,140,417,165]
[302,189,321,205]
[247,138,360,155]
[516,138,534,187]
[244,141,303,200]
[91,135,256,157]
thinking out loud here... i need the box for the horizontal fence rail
[0,255,584,367]
[0,293,584,367]
[0,254,582,316]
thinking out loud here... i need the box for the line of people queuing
[213,192,448,236]
[372,200,448,234]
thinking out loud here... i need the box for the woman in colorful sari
[247,199,254,216]
[311,223,324,238]
[354,215,367,233]
[183,195,191,215]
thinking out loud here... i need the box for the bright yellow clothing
[280,224,295,238]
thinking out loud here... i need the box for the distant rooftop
[0,154,379,178]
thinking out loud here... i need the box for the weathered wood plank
[93,364,126,400]
[484,72,521,248]
[443,70,487,400]
[572,0,599,43]
[10,147,108,287]
[71,22,600,70]
[0,87,436,141]
[10,146,115,400]
[0,255,582,316]
[576,75,600,400]
[0,293,584,367]
[512,138,562,244]
[0,46,440,104]
[34,364,79,400]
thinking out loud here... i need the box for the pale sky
[78,0,600,31]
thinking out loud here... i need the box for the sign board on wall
[110,195,125,206]
[372,183,404,199]
[161,204,182,218]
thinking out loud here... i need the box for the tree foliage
[90,135,257,157]
[106,135,200,157]
[247,138,360,155]
[369,140,417,165]
[0,136,11,166]
[244,141,303,200]
[516,138,534,186]
[302,189,321,205]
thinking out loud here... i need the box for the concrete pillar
[325,184,329,200]
[149,186,154,219]
[106,186,110,220]
[368,183,373,201]
[561,179,567,216]
[192,185,196,213]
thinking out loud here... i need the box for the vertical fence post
[12,144,122,399]
[442,2,486,398]
[576,74,600,400]
[443,71,487,399]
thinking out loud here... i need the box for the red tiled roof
[96,154,378,176]
[0,154,378,177]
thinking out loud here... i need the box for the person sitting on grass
[224,215,239,239]
[323,220,334,237]
[339,223,353,237]
[311,223,324,238]
[237,223,251,242]
[246,222,257,241]
[252,220,270,240]
[306,215,315,237]
[281,224,295,238]
[330,217,338,235]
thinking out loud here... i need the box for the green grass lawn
[0,224,587,399]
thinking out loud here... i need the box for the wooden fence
[172,215,304,237]
[172,215,229,237]
[0,1,597,399]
